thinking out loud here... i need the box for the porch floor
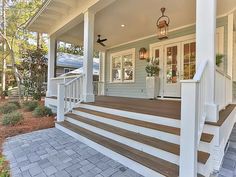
[84,96,181,120]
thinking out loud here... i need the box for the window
[64,68,74,73]
[111,49,135,83]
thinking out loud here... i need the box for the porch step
[65,112,210,164]
[57,121,179,177]
[57,121,205,177]
[73,107,214,143]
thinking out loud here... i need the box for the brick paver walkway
[219,123,236,177]
[3,128,143,177]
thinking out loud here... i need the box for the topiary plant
[216,54,224,67]
[145,58,160,77]
[2,111,23,126]
[0,103,19,114]
[33,105,53,117]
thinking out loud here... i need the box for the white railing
[57,75,84,122]
[50,75,79,96]
[179,60,208,177]
[215,69,232,110]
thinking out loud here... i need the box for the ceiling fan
[97,35,107,47]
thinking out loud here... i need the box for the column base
[83,94,95,103]
[206,103,219,122]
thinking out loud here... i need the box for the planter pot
[146,76,160,99]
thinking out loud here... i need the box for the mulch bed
[0,99,55,175]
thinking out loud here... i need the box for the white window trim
[110,48,135,83]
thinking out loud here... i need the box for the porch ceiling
[28,0,236,49]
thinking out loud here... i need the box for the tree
[0,0,43,101]
[20,47,47,100]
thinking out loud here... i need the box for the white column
[83,10,95,102]
[47,37,56,97]
[57,83,65,122]
[227,14,234,103]
[196,0,218,122]
[99,52,105,95]
[227,13,234,77]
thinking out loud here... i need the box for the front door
[163,43,181,97]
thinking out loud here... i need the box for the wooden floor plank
[66,113,210,164]
[74,107,214,143]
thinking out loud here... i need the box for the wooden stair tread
[74,107,214,143]
[57,121,179,177]
[66,113,210,164]
[94,96,181,119]
[206,104,236,126]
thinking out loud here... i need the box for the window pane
[112,69,122,82]
[123,69,133,81]
[123,54,133,81]
[112,56,122,69]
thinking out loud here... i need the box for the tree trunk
[1,0,7,99]
[0,32,22,102]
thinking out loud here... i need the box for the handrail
[65,74,84,86]
[57,75,84,121]
[193,60,208,81]
[51,75,79,80]
[180,60,208,176]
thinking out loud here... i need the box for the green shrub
[33,106,53,117]
[0,103,19,114]
[8,101,21,109]
[22,101,38,111]
[1,111,23,126]
[0,156,10,177]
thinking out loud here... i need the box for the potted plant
[216,54,224,67]
[145,58,160,99]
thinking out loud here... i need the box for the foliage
[2,111,23,126]
[8,101,21,109]
[0,156,10,177]
[0,103,19,114]
[0,0,44,99]
[20,47,47,100]
[216,54,224,67]
[33,105,53,117]
[57,42,99,58]
[145,58,160,77]
[22,101,38,111]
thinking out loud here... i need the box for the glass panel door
[166,46,178,84]
[164,43,181,97]
[183,42,196,79]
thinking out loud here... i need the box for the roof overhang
[27,0,236,49]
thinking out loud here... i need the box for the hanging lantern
[156,7,170,40]
[139,47,147,60]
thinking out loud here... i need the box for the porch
[26,0,236,176]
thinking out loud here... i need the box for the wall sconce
[139,47,147,60]
[156,7,170,40]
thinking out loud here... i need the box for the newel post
[57,83,65,122]
[179,81,199,177]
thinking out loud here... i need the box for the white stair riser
[56,123,165,177]
[73,110,212,152]
[66,116,180,165]
[66,116,209,172]
[78,104,180,128]
[198,156,212,177]
[73,110,180,144]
